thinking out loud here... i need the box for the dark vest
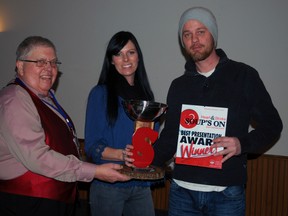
[0,81,79,203]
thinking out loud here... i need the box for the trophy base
[119,165,164,180]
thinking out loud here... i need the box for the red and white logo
[180,109,199,129]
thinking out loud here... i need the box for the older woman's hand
[94,163,131,182]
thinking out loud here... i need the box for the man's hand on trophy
[122,144,135,167]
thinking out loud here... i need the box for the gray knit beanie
[178,7,218,48]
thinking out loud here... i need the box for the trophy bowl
[122,100,168,122]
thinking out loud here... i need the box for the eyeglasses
[19,59,62,68]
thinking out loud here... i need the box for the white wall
[1,0,287,156]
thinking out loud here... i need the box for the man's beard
[188,43,214,62]
[191,50,211,62]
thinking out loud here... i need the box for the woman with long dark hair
[85,31,156,216]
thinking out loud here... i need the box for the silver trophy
[120,100,168,180]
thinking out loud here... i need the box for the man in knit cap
[152,7,282,216]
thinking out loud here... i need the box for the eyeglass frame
[19,59,62,68]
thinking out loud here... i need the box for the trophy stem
[135,121,154,131]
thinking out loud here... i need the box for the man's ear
[16,60,24,76]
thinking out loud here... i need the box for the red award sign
[176,104,228,169]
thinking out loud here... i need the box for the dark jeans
[168,180,245,216]
[89,183,155,216]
